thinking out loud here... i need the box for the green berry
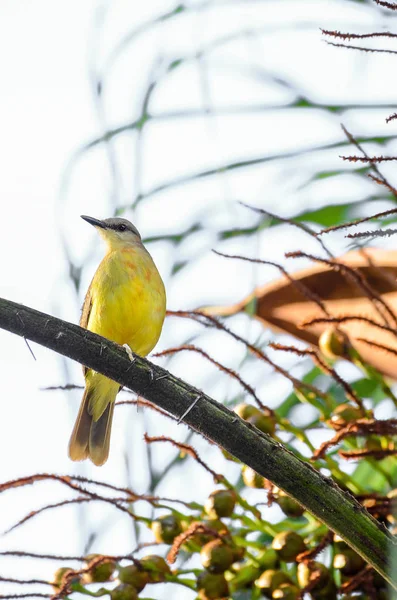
[52,567,79,592]
[274,489,304,518]
[228,563,260,591]
[257,548,279,570]
[333,549,365,575]
[205,490,236,519]
[255,569,291,596]
[310,576,338,600]
[118,564,149,592]
[110,583,138,600]
[234,403,259,420]
[234,403,276,435]
[297,561,330,592]
[139,554,171,583]
[200,539,235,573]
[329,404,362,427]
[182,519,230,552]
[272,531,306,562]
[272,583,300,599]
[84,554,116,583]
[197,570,229,599]
[231,544,246,562]
[151,513,182,544]
[319,328,348,359]
[242,465,265,488]
[247,411,276,436]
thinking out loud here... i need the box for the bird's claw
[178,394,202,424]
[123,344,135,362]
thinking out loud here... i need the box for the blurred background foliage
[4,0,397,598]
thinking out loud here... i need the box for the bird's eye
[118,224,127,232]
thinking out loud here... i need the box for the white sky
[0,0,396,598]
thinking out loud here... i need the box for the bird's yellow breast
[86,246,166,357]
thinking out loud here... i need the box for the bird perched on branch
[68,215,166,466]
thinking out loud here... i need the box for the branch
[0,297,396,588]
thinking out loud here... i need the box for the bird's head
[81,215,142,251]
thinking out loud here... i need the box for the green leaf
[295,203,352,227]
[276,366,324,418]
[352,460,389,494]
[172,261,188,275]
[351,378,379,397]
[143,223,202,245]
[219,219,269,240]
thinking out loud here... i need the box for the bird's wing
[80,282,93,376]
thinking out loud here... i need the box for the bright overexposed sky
[1,0,396,597]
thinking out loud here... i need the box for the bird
[68,215,166,466]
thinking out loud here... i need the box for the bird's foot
[147,365,168,383]
[178,394,202,424]
[123,344,135,363]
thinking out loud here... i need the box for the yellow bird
[68,215,166,466]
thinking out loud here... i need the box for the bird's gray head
[81,215,142,249]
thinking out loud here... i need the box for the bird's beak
[81,215,107,229]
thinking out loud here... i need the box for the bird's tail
[68,376,118,466]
